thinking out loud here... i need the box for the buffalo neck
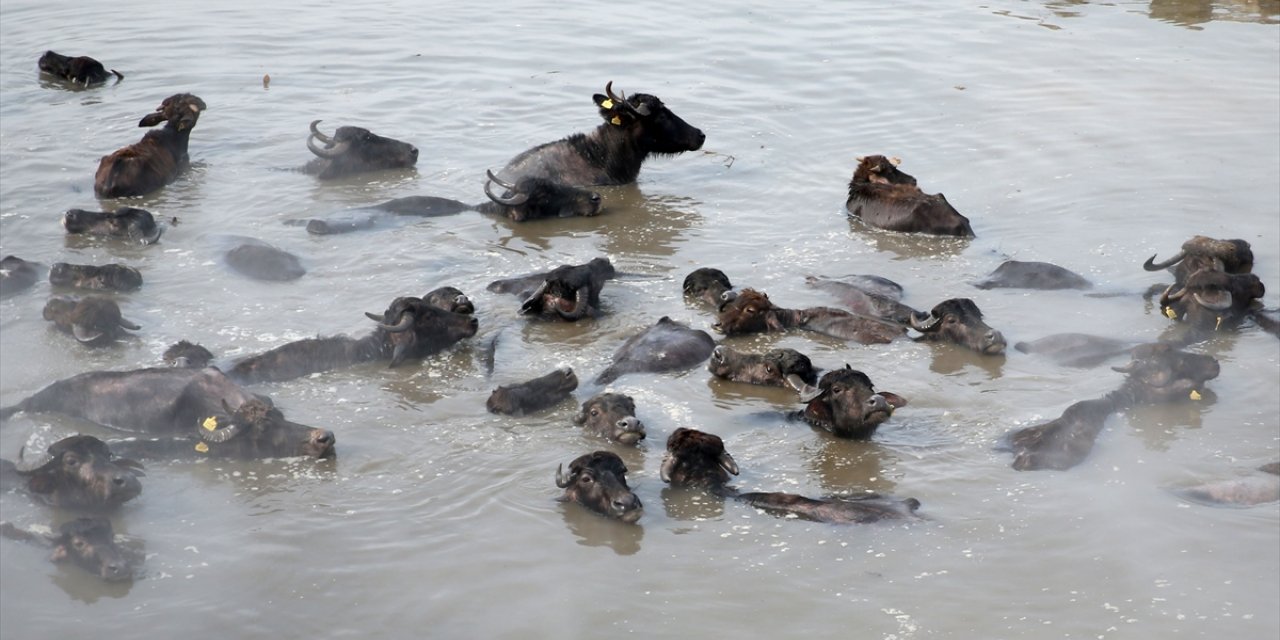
[568,124,646,185]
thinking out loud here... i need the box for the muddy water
[1,0,1277,638]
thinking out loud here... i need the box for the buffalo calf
[95,93,206,198]
[845,155,974,237]
[38,50,123,85]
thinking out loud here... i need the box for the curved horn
[1144,250,1187,272]
[555,463,576,488]
[555,287,591,321]
[369,310,414,332]
[307,134,350,159]
[604,81,647,116]
[659,456,675,483]
[519,280,551,315]
[72,325,105,343]
[785,374,823,403]
[908,310,941,332]
[118,317,141,331]
[309,120,334,144]
[1161,284,1187,304]
[484,172,529,206]
[718,451,740,476]
[198,420,242,443]
[485,169,516,191]
[1193,291,1233,311]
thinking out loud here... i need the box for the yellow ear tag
[600,99,614,109]
[1189,390,1202,401]
[202,416,218,431]
[194,442,209,453]
[1164,307,1178,320]
[610,116,623,126]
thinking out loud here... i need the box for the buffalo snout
[306,428,336,458]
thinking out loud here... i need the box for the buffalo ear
[572,411,586,425]
[26,474,54,495]
[880,391,908,409]
[593,95,633,126]
[138,112,166,127]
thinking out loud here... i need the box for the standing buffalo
[845,155,974,237]
[49,262,142,292]
[38,50,123,85]
[0,435,143,510]
[498,81,705,186]
[707,345,819,390]
[42,296,140,345]
[0,367,335,460]
[229,295,478,383]
[573,393,646,444]
[682,268,734,308]
[303,120,418,180]
[594,316,716,385]
[555,451,643,523]
[94,93,206,198]
[63,207,162,244]
[973,260,1092,290]
[792,366,907,440]
[1,256,41,299]
[486,367,579,416]
[1,518,135,582]
[1000,343,1221,471]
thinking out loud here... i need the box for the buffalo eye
[831,385,843,394]
[579,473,595,486]
[745,306,758,316]
[944,315,958,325]
[72,538,87,551]
[764,365,775,375]
[591,408,600,417]
[62,453,80,468]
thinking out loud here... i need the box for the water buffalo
[845,155,974,237]
[682,267,734,308]
[0,435,143,510]
[1013,333,1136,368]
[0,518,134,582]
[498,81,705,187]
[1168,463,1280,507]
[303,120,418,180]
[707,345,819,389]
[804,275,914,325]
[1000,343,1220,471]
[1144,236,1253,286]
[1159,268,1265,332]
[792,365,907,439]
[49,262,142,292]
[229,295,478,383]
[423,286,475,315]
[516,259,616,321]
[659,428,739,489]
[487,367,579,416]
[162,340,214,368]
[573,393,646,444]
[63,207,162,244]
[0,367,335,460]
[224,242,306,282]
[555,451,643,524]
[734,492,922,524]
[488,257,617,301]
[38,50,123,85]
[1,256,40,299]
[94,93,206,198]
[594,316,716,385]
[302,172,601,234]
[908,299,1007,355]
[712,288,905,344]
[42,296,140,345]
[973,260,1092,290]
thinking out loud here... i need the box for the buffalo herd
[1,57,1276,581]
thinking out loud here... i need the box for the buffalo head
[707,345,819,389]
[306,120,418,179]
[63,207,162,245]
[1144,236,1253,285]
[712,288,779,335]
[594,81,705,154]
[1159,268,1265,331]
[42,296,140,345]
[798,366,907,439]
[851,155,917,186]
[366,296,479,367]
[573,393,646,445]
[483,170,602,221]
[194,398,335,459]
[909,298,1006,355]
[49,262,143,292]
[682,267,734,307]
[12,435,143,510]
[555,451,643,524]
[1111,343,1220,404]
[659,428,739,489]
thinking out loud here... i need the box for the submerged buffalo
[973,260,1092,290]
[1000,343,1220,471]
[38,50,123,85]
[1159,268,1265,332]
[0,518,135,582]
[229,295,478,383]
[488,257,616,300]
[0,367,335,459]
[498,81,705,187]
[707,345,819,389]
[303,120,418,180]
[224,242,306,282]
[1168,462,1280,507]
[1,256,41,299]
[486,367,579,416]
[1013,333,1136,368]
[42,296,140,345]
[594,316,716,385]
[515,259,615,320]
[162,340,214,368]
[792,366,908,440]
[845,155,974,237]
[49,262,142,292]
[422,286,475,315]
[1144,236,1253,286]
[63,207,162,244]
[302,170,601,234]
[555,451,643,524]
[0,435,143,510]
[713,288,904,344]
[804,275,914,325]
[573,393,646,444]
[95,93,206,198]
[682,267,735,308]
[659,428,739,490]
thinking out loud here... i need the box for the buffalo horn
[118,317,141,331]
[785,374,823,403]
[307,134,350,159]
[556,287,591,321]
[604,81,649,117]
[908,311,941,332]
[1143,250,1186,272]
[484,170,529,206]
[1161,284,1187,304]
[309,120,334,144]
[369,310,414,333]
[718,451,740,476]
[555,463,576,488]
[519,281,550,315]
[659,456,675,483]
[71,325,106,343]
[1193,291,1233,311]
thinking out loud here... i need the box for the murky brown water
[2,0,1277,638]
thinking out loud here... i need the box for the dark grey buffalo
[908,299,1007,355]
[516,259,616,321]
[422,286,475,315]
[63,207,162,244]
[845,155,974,237]
[95,93,206,198]
[162,340,214,368]
[712,288,905,345]
[1000,343,1220,471]
[573,393,645,444]
[0,435,143,510]
[707,345,818,389]
[792,366,908,440]
[659,428,739,490]
[487,367,579,416]
[735,492,922,524]
[498,81,705,187]
[303,120,418,180]
[0,367,335,460]
[1013,333,1136,368]
[0,518,135,582]
[974,260,1092,290]
[1144,235,1253,286]
[229,295,478,383]
[49,262,143,292]
[488,257,616,300]
[1,256,41,299]
[804,275,914,325]
[555,451,643,524]
[42,296,140,345]
[594,317,716,385]
[302,170,601,235]
[225,242,306,282]
[1159,267,1265,332]
[682,268,734,308]
[38,50,123,85]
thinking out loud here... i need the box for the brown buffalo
[793,366,908,440]
[0,435,143,510]
[1,518,135,582]
[487,367,579,416]
[555,451,643,523]
[42,296,140,345]
[49,262,142,292]
[95,93,206,198]
[845,155,974,237]
[573,393,646,444]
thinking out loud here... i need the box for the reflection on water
[926,343,1008,378]
[660,485,727,521]
[1038,0,1280,26]
[559,506,644,556]
[804,435,902,494]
